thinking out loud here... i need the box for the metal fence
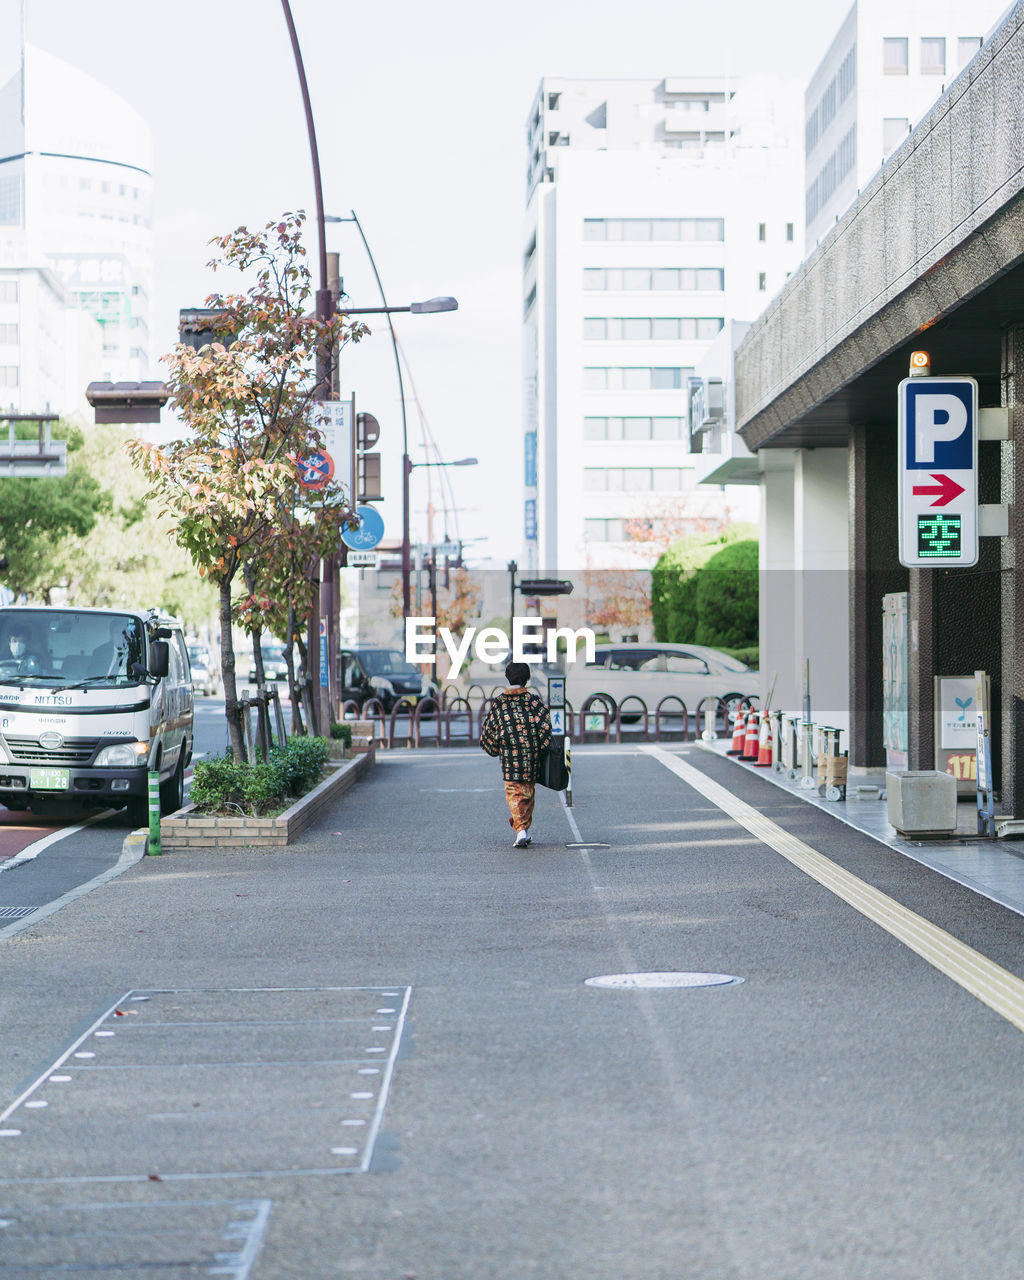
[340,687,756,750]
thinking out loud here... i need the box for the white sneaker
[513,830,531,848]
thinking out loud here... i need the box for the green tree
[44,424,218,626]
[651,524,755,642]
[694,539,759,648]
[127,213,364,762]
[0,424,111,601]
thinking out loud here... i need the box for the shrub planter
[160,747,374,850]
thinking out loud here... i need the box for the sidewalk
[698,735,1024,918]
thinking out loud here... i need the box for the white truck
[0,606,194,823]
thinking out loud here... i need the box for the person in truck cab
[5,626,41,675]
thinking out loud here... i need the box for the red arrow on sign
[912,473,965,507]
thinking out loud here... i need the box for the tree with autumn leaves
[127,214,364,762]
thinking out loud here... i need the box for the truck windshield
[0,610,145,686]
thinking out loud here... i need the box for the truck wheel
[160,755,185,815]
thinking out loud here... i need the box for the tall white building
[523,76,803,573]
[0,42,154,413]
[805,0,1006,249]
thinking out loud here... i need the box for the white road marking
[642,744,1024,1036]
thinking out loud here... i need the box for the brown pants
[504,781,536,831]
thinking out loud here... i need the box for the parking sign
[897,376,978,568]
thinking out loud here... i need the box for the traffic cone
[740,708,760,760]
[727,706,747,755]
[755,714,773,766]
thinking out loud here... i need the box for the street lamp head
[409,296,458,314]
[451,457,478,466]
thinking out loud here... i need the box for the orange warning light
[909,350,931,376]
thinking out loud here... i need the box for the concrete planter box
[886,770,956,837]
[160,747,374,850]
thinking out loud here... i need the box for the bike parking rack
[579,694,613,744]
[654,696,689,742]
[443,696,475,745]
[615,696,649,743]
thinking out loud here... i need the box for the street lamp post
[328,213,458,616]
[279,0,336,734]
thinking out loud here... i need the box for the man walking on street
[481,661,552,848]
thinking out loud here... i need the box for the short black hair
[505,661,531,687]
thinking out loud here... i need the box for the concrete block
[886,770,957,836]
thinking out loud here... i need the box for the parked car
[248,642,290,684]
[339,646,438,713]
[562,642,759,722]
[187,642,219,697]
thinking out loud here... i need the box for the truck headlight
[94,741,150,768]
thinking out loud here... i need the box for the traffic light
[178,307,237,350]
[357,411,382,501]
[518,578,574,596]
[85,382,169,424]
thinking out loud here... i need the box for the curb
[0,828,147,943]
[157,749,375,850]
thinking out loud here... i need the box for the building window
[0,323,19,344]
[883,117,910,155]
[883,37,908,74]
[584,518,625,542]
[582,217,724,242]
[786,223,794,241]
[523,284,537,317]
[0,367,19,387]
[921,37,946,74]
[584,366,690,391]
[819,81,837,131]
[0,175,22,226]
[806,111,820,156]
[547,92,561,110]
[584,467,689,492]
[838,45,856,101]
[584,416,685,441]
[0,281,18,303]
[758,222,767,241]
[958,36,983,67]
[583,316,724,341]
[583,267,724,291]
[758,273,767,291]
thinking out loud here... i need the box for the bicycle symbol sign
[299,450,335,490]
[341,504,385,552]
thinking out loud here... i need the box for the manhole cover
[585,972,744,990]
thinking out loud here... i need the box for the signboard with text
[897,376,978,567]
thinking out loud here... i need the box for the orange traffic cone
[727,706,747,755]
[755,715,773,766]
[740,708,760,760]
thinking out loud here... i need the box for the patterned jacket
[480,687,552,782]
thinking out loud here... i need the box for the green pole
[147,770,162,856]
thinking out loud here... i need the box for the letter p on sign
[897,376,978,567]
[914,394,968,463]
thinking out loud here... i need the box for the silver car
[562,642,759,723]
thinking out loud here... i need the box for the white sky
[19,0,851,564]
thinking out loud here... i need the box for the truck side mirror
[149,640,169,678]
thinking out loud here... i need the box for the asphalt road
[1,743,1023,1278]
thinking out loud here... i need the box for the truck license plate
[30,767,70,791]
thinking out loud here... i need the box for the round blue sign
[342,504,386,551]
